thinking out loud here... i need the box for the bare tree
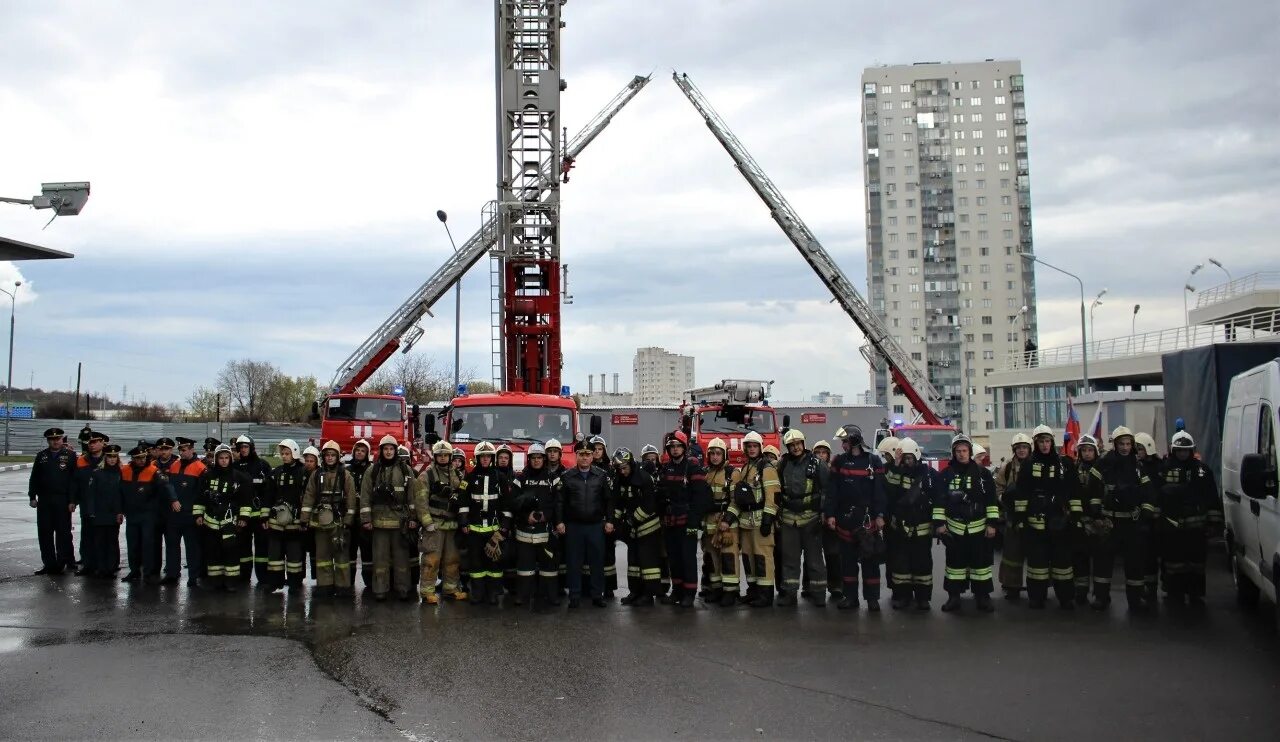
[186,385,221,419]
[364,354,455,403]
[216,359,279,422]
[262,374,322,422]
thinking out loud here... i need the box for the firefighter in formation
[35,425,1218,615]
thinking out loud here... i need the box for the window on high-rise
[904,165,914,176]
[960,247,971,257]
[955,148,967,158]
[959,214,969,223]
[887,199,897,209]
[1005,246,1013,255]
[978,213,988,223]
[1002,212,1013,222]
[970,80,980,89]
[997,129,1009,138]
[880,84,892,94]
[906,215,917,225]
[977,196,988,206]
[982,350,994,360]
[1001,195,1011,205]
[997,145,1009,155]
[1005,263,1015,273]
[901,100,912,109]
[899,84,911,93]
[958,197,969,207]
[906,198,915,207]
[980,264,990,273]
[995,112,1007,121]
[975,178,985,187]
[975,163,986,172]
[982,332,994,340]
[994,95,1006,105]
[882,101,892,111]
[971,113,983,123]
[888,216,898,225]
[999,162,1010,172]
[888,233,898,242]
[908,248,917,257]
[952,113,964,123]
[907,232,917,242]
[965,333,975,342]
[974,147,984,156]
[979,247,990,256]
[978,230,989,239]
[970,97,981,106]
[993,79,1005,89]
[953,130,965,140]
[952,81,963,91]
[888,249,899,258]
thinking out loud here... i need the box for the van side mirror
[424,414,436,434]
[308,401,320,422]
[782,414,791,428]
[590,415,602,436]
[1240,453,1277,499]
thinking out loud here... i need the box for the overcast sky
[1,0,1276,406]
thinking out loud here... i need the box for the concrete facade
[861,60,1037,435]
[632,347,695,405]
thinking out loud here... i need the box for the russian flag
[1063,396,1081,458]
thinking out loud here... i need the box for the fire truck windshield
[697,408,776,434]
[325,397,403,422]
[449,405,574,444]
[908,430,955,460]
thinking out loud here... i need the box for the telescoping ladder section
[670,72,946,424]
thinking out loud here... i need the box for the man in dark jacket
[555,445,613,608]
[165,437,206,586]
[29,427,77,574]
[232,435,272,584]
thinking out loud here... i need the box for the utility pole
[75,362,82,418]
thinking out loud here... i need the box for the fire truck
[875,421,958,470]
[313,10,649,457]
[681,380,784,467]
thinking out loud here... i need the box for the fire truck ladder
[327,73,650,394]
[671,72,946,424]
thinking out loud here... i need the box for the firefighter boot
[469,578,486,605]
[941,593,962,612]
[777,590,797,607]
[719,587,738,608]
[1126,586,1148,612]
[487,577,502,605]
[706,587,723,606]
[976,593,995,613]
[663,585,682,606]
[809,589,827,607]
[679,587,695,608]
[750,585,774,608]
[837,592,860,610]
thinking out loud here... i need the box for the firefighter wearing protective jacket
[1157,431,1220,605]
[359,436,424,601]
[1134,432,1163,601]
[612,448,663,607]
[729,431,780,607]
[886,438,939,610]
[656,431,708,608]
[1093,426,1157,611]
[776,429,829,607]
[824,425,886,611]
[995,433,1032,599]
[231,435,272,584]
[194,445,252,591]
[1073,434,1106,603]
[1011,426,1081,609]
[301,442,358,595]
[459,441,513,605]
[513,443,561,607]
[699,438,739,607]
[346,439,374,592]
[262,440,306,591]
[419,440,466,603]
[934,434,999,613]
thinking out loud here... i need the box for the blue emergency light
[561,385,571,397]
[457,384,468,396]
[391,386,405,397]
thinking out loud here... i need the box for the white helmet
[742,431,764,447]
[431,440,453,456]
[321,440,342,455]
[1110,426,1134,443]
[1031,425,1054,441]
[544,438,563,451]
[1135,432,1157,454]
[378,434,399,449]
[1077,434,1099,452]
[277,439,300,459]
[973,443,987,457]
[640,444,659,457]
[234,434,252,446]
[352,439,371,454]
[1171,431,1195,450]
[706,437,727,454]
[833,426,848,440]
[812,440,832,453]
[951,433,974,452]
[1011,433,1033,449]
[474,441,497,457]
[897,437,922,462]
[763,445,780,459]
[302,446,321,460]
[876,437,900,456]
[527,443,546,456]
[782,429,805,446]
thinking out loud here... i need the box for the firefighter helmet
[1110,426,1134,443]
[1031,424,1054,440]
[378,434,398,449]
[706,438,727,454]
[431,440,453,456]
[496,443,513,455]
[302,446,320,460]
[833,426,848,439]
[234,434,252,446]
[951,433,974,452]
[812,440,832,453]
[213,444,233,457]
[782,429,806,446]
[544,438,563,451]
[321,440,342,454]
[973,443,987,457]
[897,437,922,462]
[613,447,634,466]
[474,441,497,457]
[763,445,780,458]
[840,425,864,444]
[1135,432,1157,455]
[588,435,607,449]
[742,431,764,447]
[397,445,410,459]
[352,439,371,454]
[1171,431,1195,450]
[1011,433,1033,449]
[451,449,465,461]
[876,437,900,456]
[528,443,546,457]
[641,444,659,457]
[277,439,300,459]
[1077,434,1099,453]
[665,430,689,448]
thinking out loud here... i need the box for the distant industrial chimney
[612,373,619,394]
[588,375,594,395]
[600,373,607,394]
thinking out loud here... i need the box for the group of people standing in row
[26,420,1221,612]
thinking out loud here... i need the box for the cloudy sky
[1,0,1275,407]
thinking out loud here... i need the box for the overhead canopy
[0,235,74,260]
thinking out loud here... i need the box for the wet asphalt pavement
[3,469,1279,741]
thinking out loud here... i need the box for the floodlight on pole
[1208,257,1231,282]
[0,182,91,228]
[0,282,20,454]
[437,210,462,395]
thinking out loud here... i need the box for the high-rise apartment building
[861,60,1038,433]
[632,347,695,405]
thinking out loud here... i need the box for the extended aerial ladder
[327,72,650,394]
[671,72,948,425]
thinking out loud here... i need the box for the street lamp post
[436,210,462,395]
[1089,288,1107,346]
[1184,284,1197,344]
[1022,253,1089,393]
[1130,303,1141,353]
[1208,257,1231,283]
[1010,305,1028,366]
[0,282,21,455]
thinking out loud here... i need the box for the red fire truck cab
[425,387,596,470]
[682,380,784,468]
[317,393,410,454]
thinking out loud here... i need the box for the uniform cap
[104,444,122,455]
[175,437,197,447]
[155,437,176,448]
[203,436,220,449]
[127,446,147,457]
[43,427,66,439]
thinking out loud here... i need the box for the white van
[1222,358,1280,624]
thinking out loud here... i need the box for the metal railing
[1004,307,1280,371]
[1196,272,1280,308]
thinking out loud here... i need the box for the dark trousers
[202,526,241,584]
[822,527,844,593]
[36,500,74,570]
[1159,525,1207,598]
[92,524,120,575]
[1070,526,1094,598]
[565,521,605,599]
[1093,520,1147,603]
[942,531,994,596]
[663,526,700,594]
[348,523,373,589]
[1022,527,1074,603]
[267,529,305,588]
[150,509,167,580]
[78,514,95,571]
[124,512,159,576]
[779,519,826,594]
[626,531,663,597]
[837,538,882,601]
[516,530,559,601]
[238,519,268,582]
[887,529,933,601]
[165,520,201,580]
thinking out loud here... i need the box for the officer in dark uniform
[165,437,205,586]
[29,427,77,574]
[71,431,111,576]
[78,425,94,452]
[150,438,179,582]
[203,437,220,458]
